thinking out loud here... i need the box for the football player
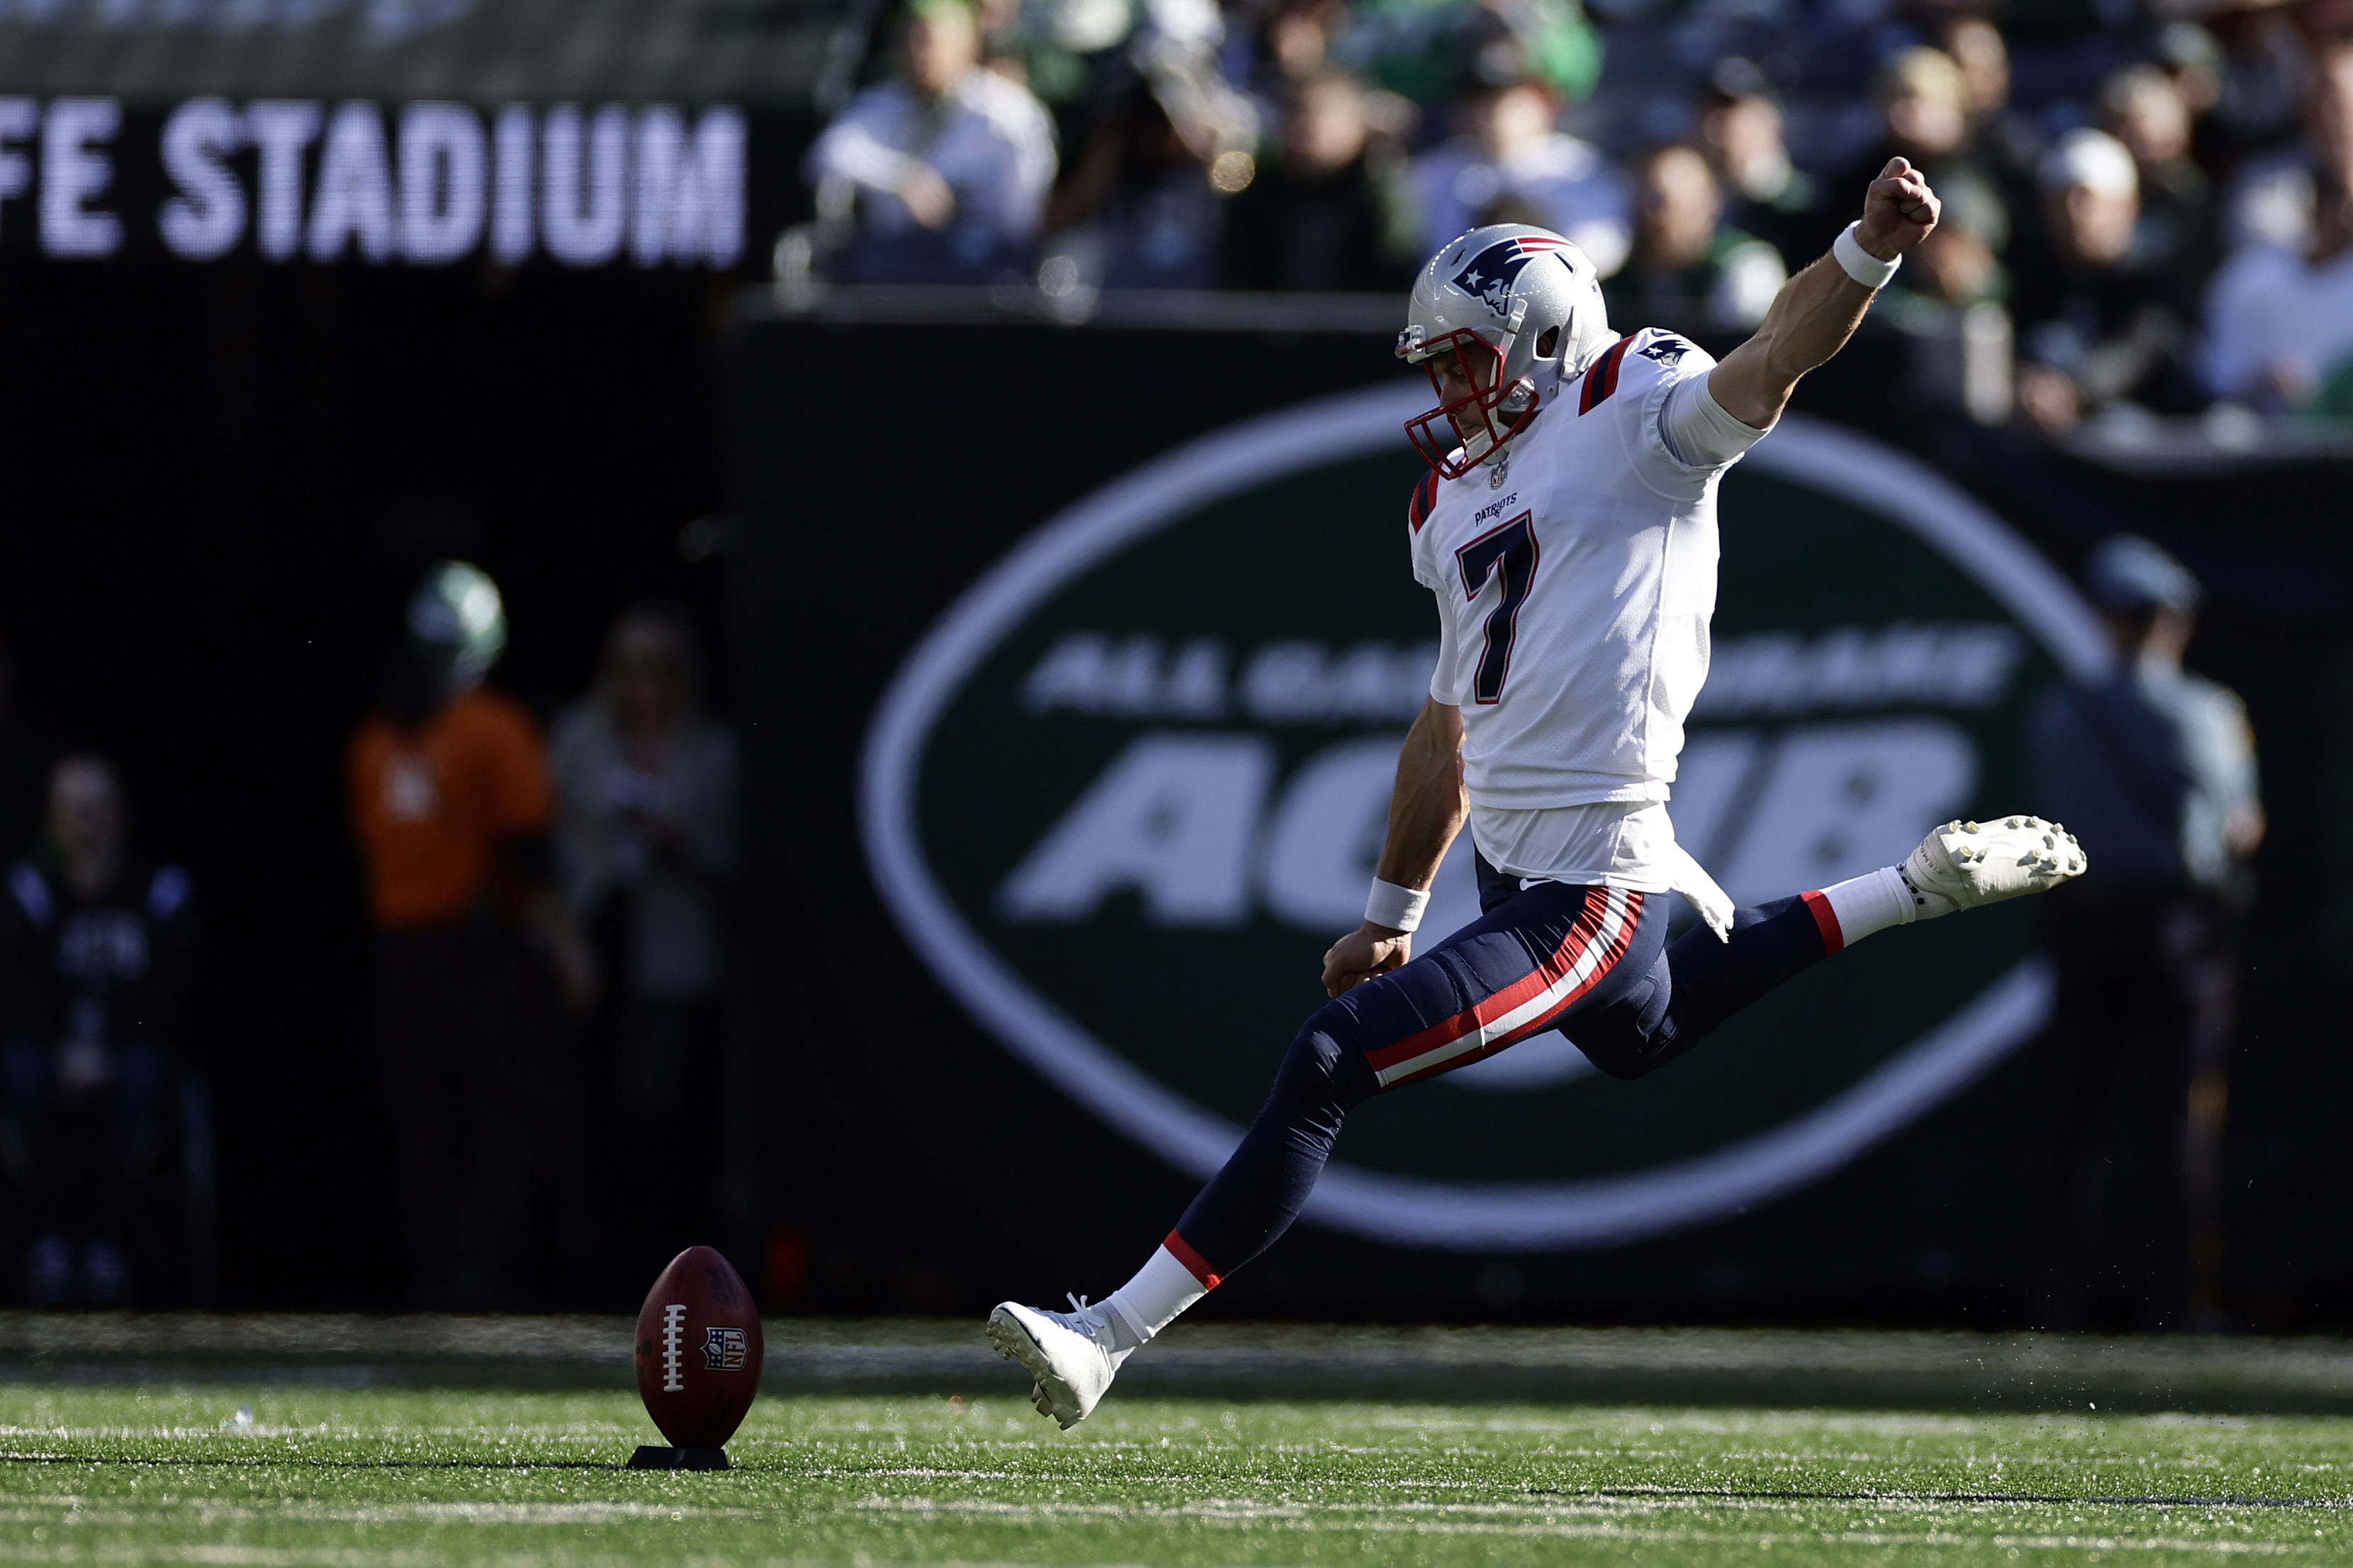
[988,158,2088,1427]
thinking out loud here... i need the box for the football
[633,1246,765,1450]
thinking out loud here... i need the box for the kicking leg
[1576,813,2091,1078]
[989,880,1656,1427]
[990,816,2088,1425]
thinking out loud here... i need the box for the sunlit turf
[1,1380,2350,1565]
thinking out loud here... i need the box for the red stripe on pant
[1380,889,1643,1088]
[1363,888,1638,1081]
[1799,889,1844,956]
[1162,1229,1222,1289]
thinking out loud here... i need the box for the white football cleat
[987,1297,1126,1429]
[1901,814,2088,918]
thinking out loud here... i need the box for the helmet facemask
[1401,327,1541,480]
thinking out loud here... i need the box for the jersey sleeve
[1427,587,1464,705]
[1405,469,1445,591]
[1599,329,1754,497]
[1658,375,1770,468]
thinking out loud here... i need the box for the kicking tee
[1408,328,1765,884]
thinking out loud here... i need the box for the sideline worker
[0,756,195,1307]
[347,562,593,1309]
[2030,535,2261,1331]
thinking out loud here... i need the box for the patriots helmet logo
[1449,234,1569,317]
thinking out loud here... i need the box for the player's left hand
[1322,924,1413,997]
[1858,157,1940,260]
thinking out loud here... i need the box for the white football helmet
[1396,224,1614,478]
[408,560,507,687]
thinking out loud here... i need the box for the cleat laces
[1062,1294,1111,1343]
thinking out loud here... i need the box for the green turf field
[4,1317,2352,1565]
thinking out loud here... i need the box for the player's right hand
[1322,924,1413,997]
[1858,156,1940,258]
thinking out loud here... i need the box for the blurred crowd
[0,568,744,1311]
[797,0,2353,427]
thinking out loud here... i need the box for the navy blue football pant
[1165,853,1836,1282]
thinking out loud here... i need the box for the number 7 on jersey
[1454,512,1538,705]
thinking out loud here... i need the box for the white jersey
[1408,328,1753,884]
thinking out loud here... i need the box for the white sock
[1812,864,1914,953]
[1101,1243,1212,1353]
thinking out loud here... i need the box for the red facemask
[1401,328,1537,480]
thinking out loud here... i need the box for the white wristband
[1833,222,1900,289]
[1364,879,1430,933]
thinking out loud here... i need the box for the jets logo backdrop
[863,385,2107,1251]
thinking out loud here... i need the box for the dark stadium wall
[732,317,2353,1331]
[0,255,733,1307]
[0,248,2347,1323]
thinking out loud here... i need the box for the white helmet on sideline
[1395,225,1613,478]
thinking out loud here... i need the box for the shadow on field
[1554,1486,2353,1511]
[0,1453,638,1472]
[10,1314,2353,1416]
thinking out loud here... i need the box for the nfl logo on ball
[704,1327,748,1370]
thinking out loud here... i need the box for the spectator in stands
[2011,130,2201,434]
[2206,39,2353,411]
[986,0,1225,142]
[550,608,738,1244]
[347,562,592,1309]
[1603,143,1785,332]
[1038,30,1260,294]
[2031,536,2260,1331]
[1890,167,2008,310]
[1943,15,2009,130]
[1938,15,2040,181]
[1223,71,1419,291]
[1697,58,1819,262]
[2221,28,2343,256]
[806,0,1058,282]
[1246,0,1352,98]
[0,757,194,1307]
[2208,6,2312,211]
[1808,46,2005,269]
[1346,0,1603,120]
[2154,20,2225,164]
[1409,64,1632,273]
[2101,63,2216,286]
[1041,86,1226,289]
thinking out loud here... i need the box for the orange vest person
[347,561,590,1309]
[349,679,551,931]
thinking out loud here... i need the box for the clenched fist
[1857,157,1941,261]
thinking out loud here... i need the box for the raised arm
[1321,696,1469,998]
[1706,157,1941,430]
